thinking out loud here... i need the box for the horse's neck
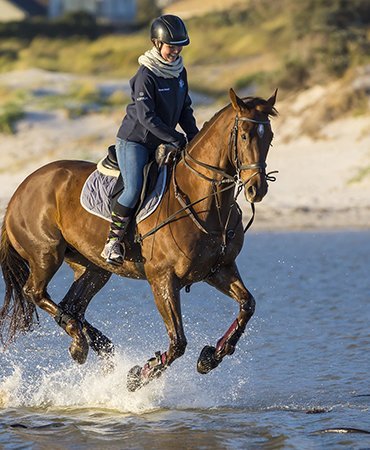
[174,109,235,215]
[189,109,233,172]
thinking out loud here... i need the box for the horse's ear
[267,88,278,107]
[229,88,245,113]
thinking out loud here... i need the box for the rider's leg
[101,203,132,265]
[102,138,149,265]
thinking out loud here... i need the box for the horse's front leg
[127,274,187,391]
[197,262,255,374]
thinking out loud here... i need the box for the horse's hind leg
[59,256,114,359]
[198,262,255,374]
[23,244,89,364]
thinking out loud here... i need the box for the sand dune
[1,69,369,230]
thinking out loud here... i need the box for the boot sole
[105,257,124,266]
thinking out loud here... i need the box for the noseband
[183,114,275,186]
[230,115,270,176]
[136,113,277,243]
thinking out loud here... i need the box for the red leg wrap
[141,351,168,382]
[215,318,245,358]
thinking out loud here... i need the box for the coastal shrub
[299,85,369,138]
[106,90,130,107]
[63,102,89,119]
[277,57,311,91]
[136,0,161,27]
[348,165,370,184]
[0,85,28,105]
[70,81,101,103]
[0,12,111,40]
[235,72,268,91]
[0,1,369,101]
[0,103,24,134]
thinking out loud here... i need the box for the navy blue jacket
[117,65,198,150]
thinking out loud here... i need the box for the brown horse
[0,89,277,391]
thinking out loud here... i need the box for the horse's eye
[241,134,247,141]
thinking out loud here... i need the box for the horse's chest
[179,236,239,280]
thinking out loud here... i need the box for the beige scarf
[138,47,183,79]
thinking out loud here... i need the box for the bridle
[230,115,270,177]
[135,113,277,244]
[174,113,277,237]
[183,114,276,188]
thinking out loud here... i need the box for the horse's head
[229,88,277,203]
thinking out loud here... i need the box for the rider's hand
[172,133,187,149]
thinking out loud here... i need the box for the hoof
[65,318,89,364]
[82,322,115,358]
[127,365,143,392]
[101,356,115,375]
[127,352,168,391]
[197,345,220,374]
[69,334,89,364]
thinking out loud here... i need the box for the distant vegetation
[187,0,370,96]
[0,0,369,105]
[37,80,131,118]
[0,102,24,134]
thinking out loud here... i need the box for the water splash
[0,328,258,414]
[0,352,168,413]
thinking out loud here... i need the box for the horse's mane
[190,95,278,148]
[196,104,230,136]
[243,96,278,117]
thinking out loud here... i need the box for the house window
[108,0,136,21]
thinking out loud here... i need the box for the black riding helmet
[150,15,190,46]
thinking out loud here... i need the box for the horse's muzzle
[245,181,268,203]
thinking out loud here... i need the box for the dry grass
[0,103,24,134]
[16,34,148,77]
[0,0,368,126]
[164,0,247,18]
[0,85,27,134]
[299,84,369,138]
[189,54,278,98]
[348,165,370,184]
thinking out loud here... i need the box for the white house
[48,0,137,25]
[0,0,46,22]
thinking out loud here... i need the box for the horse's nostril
[247,186,257,198]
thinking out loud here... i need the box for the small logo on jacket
[137,91,148,101]
[179,79,185,88]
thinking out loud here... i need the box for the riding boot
[101,212,131,265]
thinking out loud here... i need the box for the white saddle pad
[80,167,167,224]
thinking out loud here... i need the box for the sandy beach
[1,69,369,231]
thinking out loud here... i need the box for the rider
[101,14,199,265]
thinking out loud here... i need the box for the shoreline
[3,190,369,232]
[244,205,370,232]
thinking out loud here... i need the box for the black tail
[0,224,37,347]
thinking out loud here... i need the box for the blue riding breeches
[115,137,151,211]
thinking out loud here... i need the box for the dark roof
[8,0,47,16]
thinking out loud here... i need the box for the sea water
[0,231,369,449]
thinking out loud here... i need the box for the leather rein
[184,115,271,184]
[174,114,277,234]
[135,114,277,243]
